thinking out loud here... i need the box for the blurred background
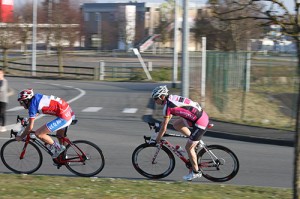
[0,0,298,131]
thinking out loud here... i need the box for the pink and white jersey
[28,93,73,120]
[163,94,203,123]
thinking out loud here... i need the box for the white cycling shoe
[183,170,202,181]
[51,145,66,158]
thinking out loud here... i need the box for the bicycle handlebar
[164,133,187,138]
[147,122,188,139]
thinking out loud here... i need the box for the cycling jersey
[163,94,209,131]
[163,95,203,122]
[29,93,73,120]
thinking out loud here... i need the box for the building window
[96,13,101,22]
[109,12,115,21]
[84,12,90,22]
[91,34,101,48]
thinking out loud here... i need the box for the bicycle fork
[19,141,30,159]
[151,144,162,164]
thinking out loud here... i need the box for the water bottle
[175,145,185,154]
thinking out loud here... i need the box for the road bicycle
[132,122,239,182]
[0,116,105,177]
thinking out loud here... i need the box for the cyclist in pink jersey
[151,85,209,181]
[16,88,75,158]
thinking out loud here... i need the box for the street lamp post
[181,0,189,97]
[32,0,37,76]
[293,1,300,199]
[172,0,178,88]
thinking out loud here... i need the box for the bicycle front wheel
[132,143,175,179]
[198,145,239,182]
[0,139,43,174]
[64,140,105,177]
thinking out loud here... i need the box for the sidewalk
[143,100,295,147]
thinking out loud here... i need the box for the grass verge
[0,174,292,199]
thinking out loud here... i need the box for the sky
[13,0,295,12]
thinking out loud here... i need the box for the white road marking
[123,108,138,113]
[82,107,103,112]
[7,106,24,112]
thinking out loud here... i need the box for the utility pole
[293,1,300,199]
[181,0,189,97]
[172,0,179,88]
[32,0,37,76]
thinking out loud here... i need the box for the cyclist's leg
[173,118,198,173]
[56,110,75,145]
[35,124,54,145]
[172,118,191,137]
[57,128,67,145]
[36,118,71,149]
[187,111,209,173]
[185,139,200,172]
[56,114,74,145]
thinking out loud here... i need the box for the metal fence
[189,51,298,131]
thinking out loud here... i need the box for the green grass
[0,174,292,199]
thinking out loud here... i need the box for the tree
[197,0,263,51]
[156,0,176,46]
[194,9,232,50]
[43,0,81,76]
[14,1,43,55]
[0,24,20,72]
[209,1,300,198]
[0,9,20,72]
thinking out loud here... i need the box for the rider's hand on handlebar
[155,137,162,144]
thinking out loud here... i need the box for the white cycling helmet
[18,88,34,102]
[151,85,169,99]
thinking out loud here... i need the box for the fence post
[99,60,105,80]
[201,37,207,108]
[94,65,99,80]
[148,61,152,71]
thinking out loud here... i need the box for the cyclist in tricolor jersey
[151,85,209,181]
[16,88,75,158]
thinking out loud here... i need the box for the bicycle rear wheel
[64,140,105,177]
[0,139,43,174]
[132,143,175,179]
[198,145,239,182]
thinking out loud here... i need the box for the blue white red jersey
[163,94,203,123]
[28,93,73,120]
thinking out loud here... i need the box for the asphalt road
[0,77,293,188]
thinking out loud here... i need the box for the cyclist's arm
[16,118,35,141]
[156,115,172,143]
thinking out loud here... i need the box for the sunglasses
[154,97,160,101]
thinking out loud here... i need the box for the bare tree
[156,0,175,46]
[45,0,81,76]
[209,0,300,198]
[0,24,20,72]
[199,0,264,51]
[14,1,39,55]
[0,8,20,73]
